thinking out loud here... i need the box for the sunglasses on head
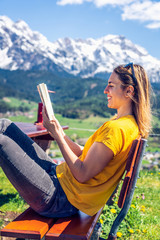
[124,62,137,85]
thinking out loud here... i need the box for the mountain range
[0,15,160,82]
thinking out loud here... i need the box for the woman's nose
[104,86,108,94]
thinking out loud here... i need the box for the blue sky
[1,0,160,59]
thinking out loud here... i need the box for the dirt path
[0,211,19,240]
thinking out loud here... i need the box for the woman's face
[104,71,128,110]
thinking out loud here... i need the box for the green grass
[100,170,160,240]
[0,168,28,213]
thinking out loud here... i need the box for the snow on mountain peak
[0,15,13,27]
[0,16,160,82]
[15,19,29,29]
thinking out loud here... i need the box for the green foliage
[99,170,160,240]
[55,95,115,119]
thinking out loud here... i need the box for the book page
[37,83,54,120]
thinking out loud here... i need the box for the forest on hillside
[0,69,160,122]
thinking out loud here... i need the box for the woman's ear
[125,85,134,98]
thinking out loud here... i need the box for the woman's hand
[42,107,65,141]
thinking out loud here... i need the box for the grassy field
[2,97,37,109]
[0,102,160,239]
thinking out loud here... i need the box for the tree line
[0,69,159,120]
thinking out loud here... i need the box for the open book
[37,83,54,121]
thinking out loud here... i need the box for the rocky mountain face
[0,16,160,82]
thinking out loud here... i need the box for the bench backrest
[107,137,147,240]
[118,137,142,208]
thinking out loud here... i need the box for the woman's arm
[42,108,113,183]
[63,135,84,157]
[42,108,83,157]
[56,137,114,183]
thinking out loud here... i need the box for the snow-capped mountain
[0,15,160,82]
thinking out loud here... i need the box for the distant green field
[2,97,37,109]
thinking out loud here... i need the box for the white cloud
[93,0,133,8]
[122,1,160,29]
[146,22,160,29]
[57,0,134,7]
[57,0,84,5]
[122,1,160,22]
[56,0,160,29]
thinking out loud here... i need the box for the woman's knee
[0,118,12,133]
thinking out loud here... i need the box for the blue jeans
[0,118,78,217]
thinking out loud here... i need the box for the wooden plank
[118,138,141,208]
[14,122,68,139]
[45,208,103,240]
[14,122,67,151]
[0,208,56,240]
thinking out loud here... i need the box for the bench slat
[118,138,141,208]
[45,209,103,240]
[0,208,56,240]
[15,122,68,139]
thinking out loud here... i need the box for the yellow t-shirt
[56,115,139,216]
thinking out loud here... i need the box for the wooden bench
[0,104,147,240]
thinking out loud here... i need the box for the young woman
[0,63,152,217]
